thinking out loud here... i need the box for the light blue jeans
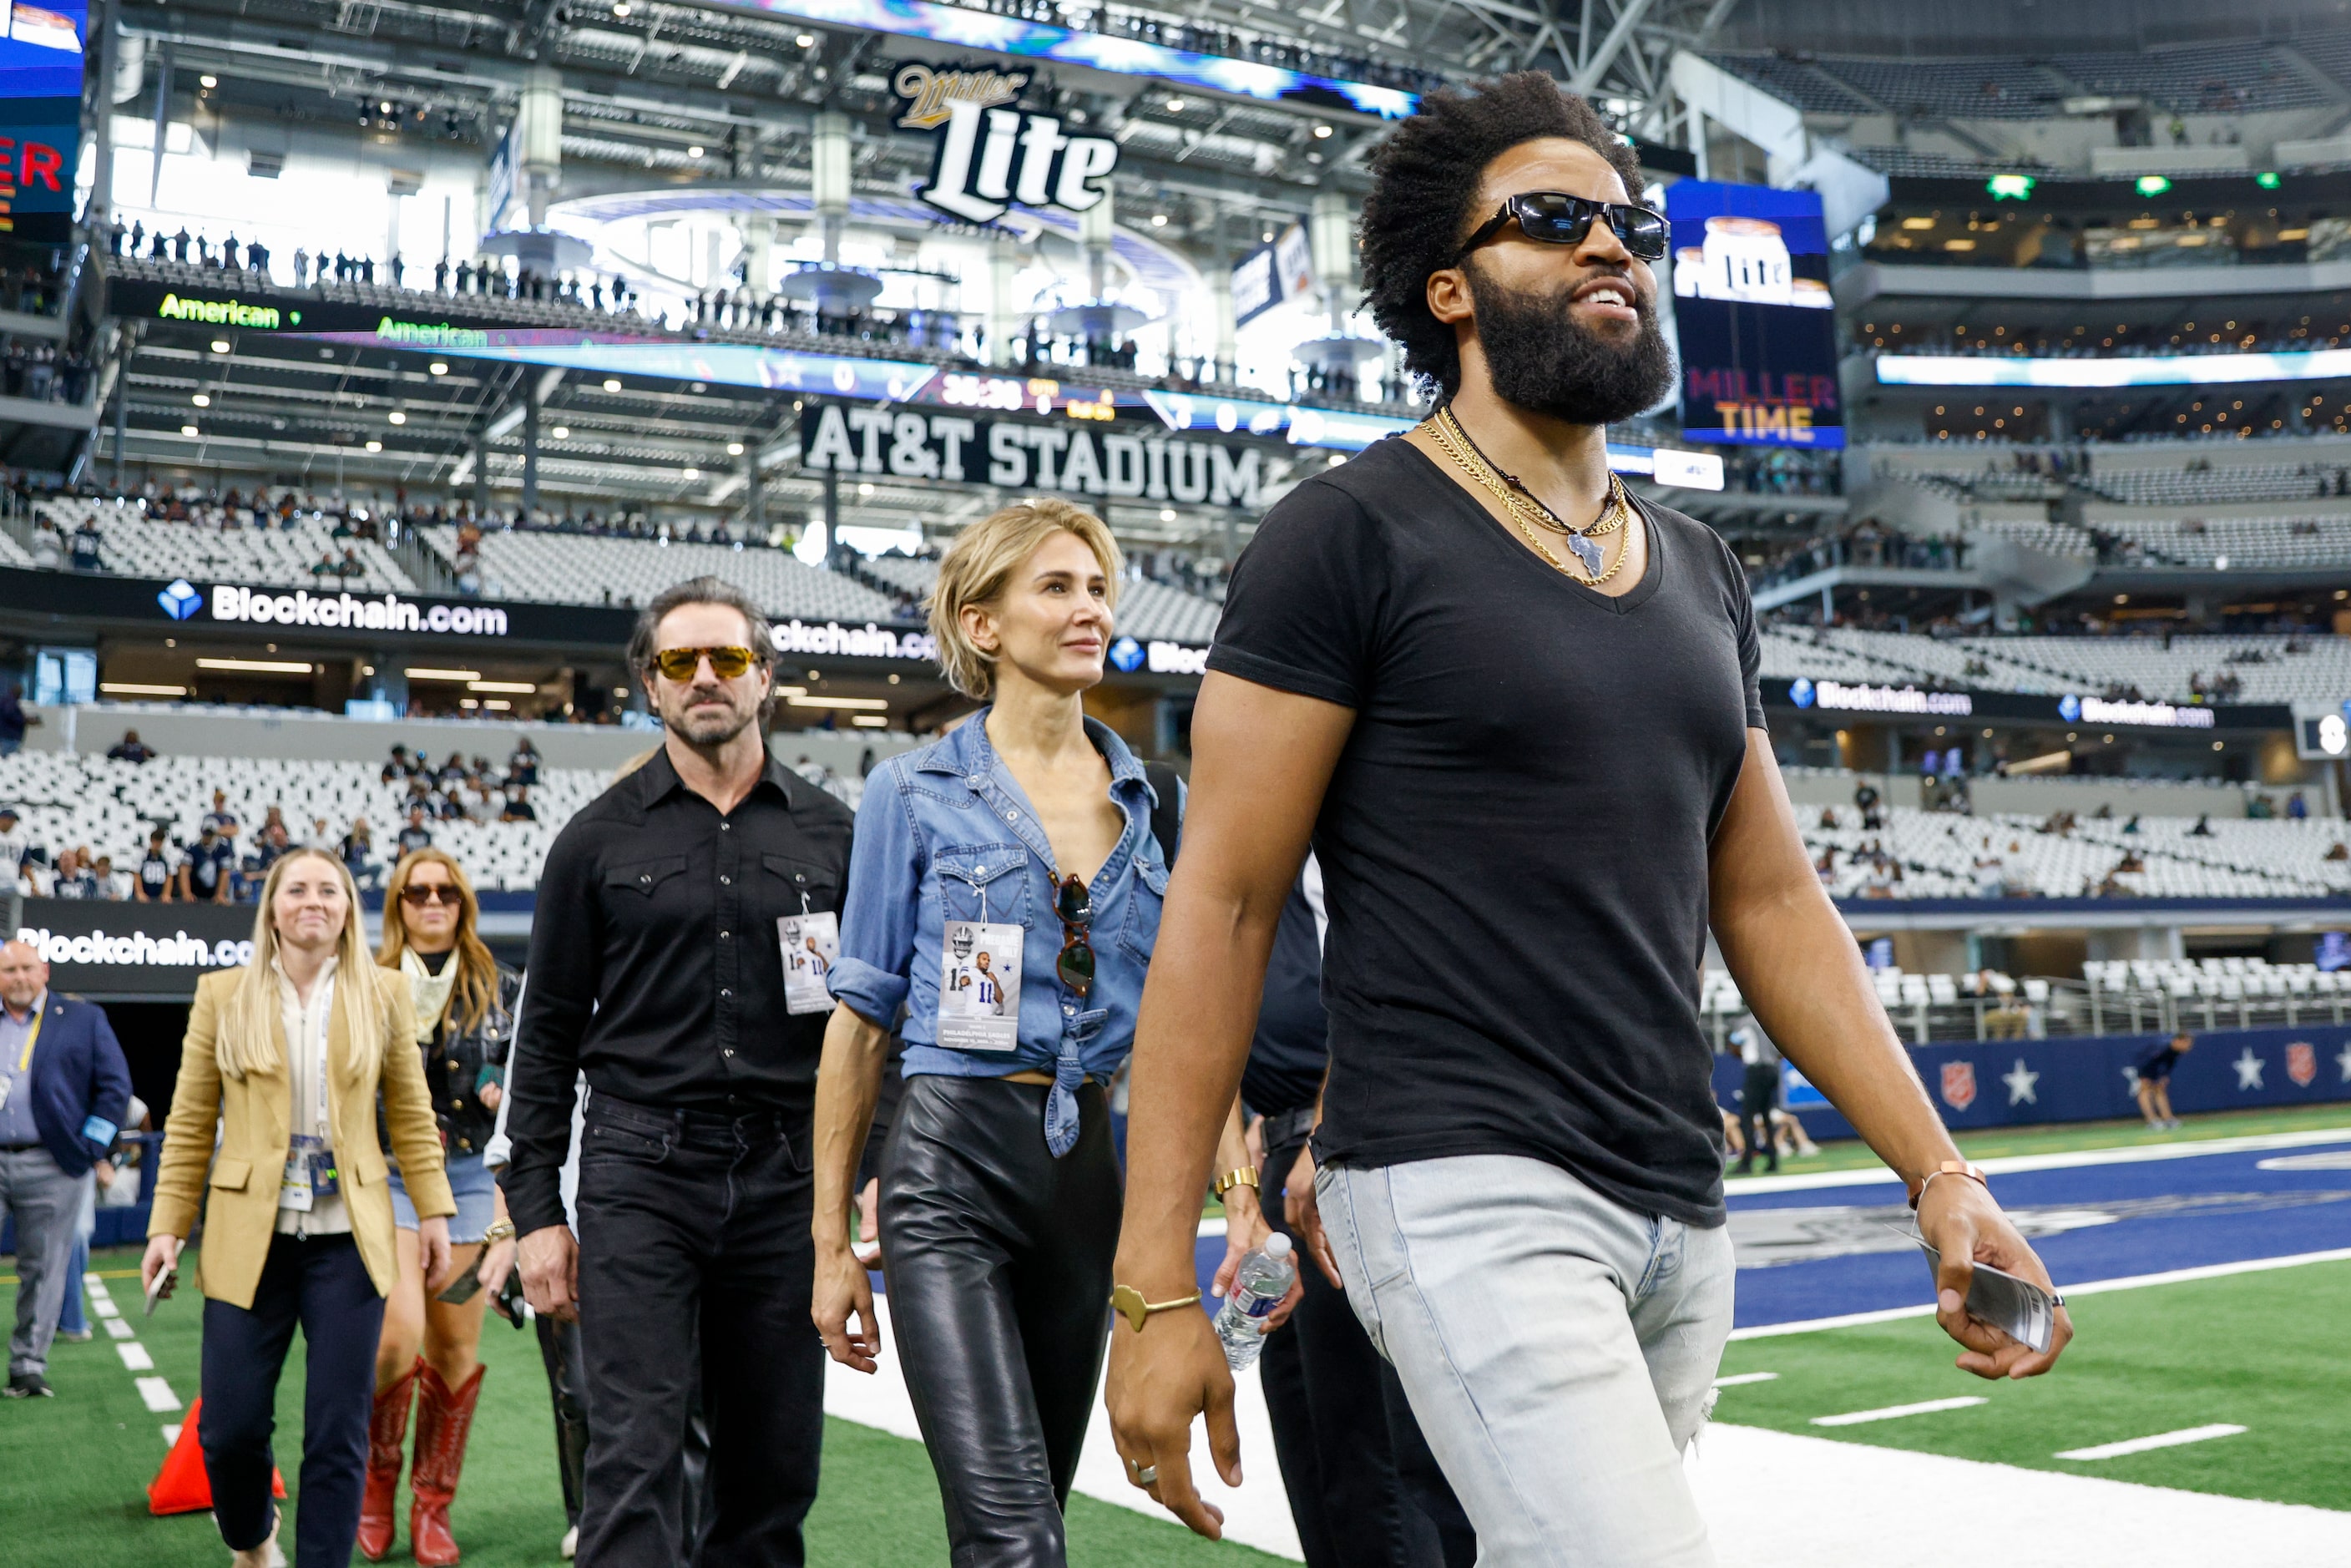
[1318,1155,1736,1568]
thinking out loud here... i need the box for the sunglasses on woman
[650,645,761,683]
[1455,192,1671,264]
[399,883,461,908]
[1054,874,1095,999]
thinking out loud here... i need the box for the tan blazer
[148,963,455,1308]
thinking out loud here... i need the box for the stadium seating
[1707,41,2336,122]
[420,526,902,622]
[859,554,1223,643]
[30,498,416,593]
[2081,464,2348,509]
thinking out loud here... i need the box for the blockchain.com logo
[158,578,203,621]
[2059,693,2083,723]
[1788,677,1815,709]
[1108,636,1146,673]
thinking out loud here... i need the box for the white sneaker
[561,1525,579,1560]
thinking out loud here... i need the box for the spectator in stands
[89,856,121,901]
[49,849,94,900]
[2135,1032,2194,1130]
[397,807,433,858]
[0,685,32,756]
[134,828,174,902]
[2189,813,2215,837]
[382,746,416,784]
[2329,842,2349,862]
[499,786,537,823]
[2289,792,2310,821]
[0,807,28,887]
[310,817,336,851]
[67,518,100,572]
[177,822,233,904]
[508,738,540,787]
[1730,1014,1781,1175]
[341,818,379,889]
[0,938,132,1399]
[2122,813,2141,834]
[1854,778,1884,830]
[254,822,295,876]
[202,789,240,841]
[106,729,155,764]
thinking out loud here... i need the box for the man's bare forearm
[811,1004,891,1255]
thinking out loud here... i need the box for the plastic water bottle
[1213,1234,1296,1371]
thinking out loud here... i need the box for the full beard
[1465,260,1676,427]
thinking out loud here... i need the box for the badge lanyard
[938,872,1023,1055]
[281,977,337,1213]
[779,891,841,1017]
[0,1004,41,1112]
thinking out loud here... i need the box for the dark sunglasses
[1456,192,1671,264]
[1054,874,1095,999]
[650,645,761,683]
[398,883,461,908]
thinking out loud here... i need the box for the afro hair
[1358,72,1646,402]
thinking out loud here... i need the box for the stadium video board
[0,0,87,243]
[1666,180,1843,451]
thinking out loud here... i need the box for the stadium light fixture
[200,74,218,88]
[180,424,199,437]
[191,394,210,407]
[387,410,407,425]
[210,339,230,354]
[2136,175,2172,197]
[604,377,624,392]
[366,440,382,451]
[196,658,315,675]
[1985,175,2035,200]
[429,361,448,376]
[852,715,889,727]
[406,667,483,681]
[726,441,746,455]
[790,695,891,711]
[102,682,189,697]
[468,680,538,693]
[2257,170,2282,189]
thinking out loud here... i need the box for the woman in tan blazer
[144,848,458,1568]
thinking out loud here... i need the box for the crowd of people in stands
[0,245,70,316]
[0,737,549,903]
[1750,519,1969,589]
[2,334,94,406]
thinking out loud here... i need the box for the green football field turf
[1712,1258,2351,1512]
[1745,1102,2351,1176]
[0,1247,1287,1568]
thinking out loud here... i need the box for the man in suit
[0,938,131,1397]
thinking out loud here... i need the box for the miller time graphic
[900,66,1119,225]
[799,402,1262,509]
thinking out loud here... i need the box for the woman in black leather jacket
[360,847,523,1566]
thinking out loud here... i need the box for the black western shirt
[501,746,853,1235]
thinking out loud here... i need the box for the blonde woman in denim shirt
[810,499,1275,1565]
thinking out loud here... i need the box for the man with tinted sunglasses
[1107,73,2070,1566]
[503,575,853,1568]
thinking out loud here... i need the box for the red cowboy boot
[357,1361,420,1562]
[409,1362,486,1567]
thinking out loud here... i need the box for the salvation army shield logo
[1940,1060,1979,1112]
[2288,1042,2318,1087]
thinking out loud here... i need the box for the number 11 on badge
[938,919,1022,1052]
[779,913,841,1015]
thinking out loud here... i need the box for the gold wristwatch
[1110,1283,1203,1333]
[1212,1166,1260,1198]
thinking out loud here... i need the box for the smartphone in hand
[144,1258,177,1317]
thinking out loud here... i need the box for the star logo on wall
[2337,1044,2351,1084]
[2121,1066,2141,1094]
[2233,1049,2267,1091]
[2002,1058,2040,1105]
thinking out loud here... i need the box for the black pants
[879,1075,1122,1568]
[574,1094,823,1568]
[1739,1062,1780,1170]
[1261,1134,1474,1568]
[200,1233,385,1568]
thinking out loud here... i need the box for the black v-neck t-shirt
[1207,434,1763,1226]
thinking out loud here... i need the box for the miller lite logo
[2288,1041,2318,1086]
[911,95,1120,224]
[892,63,1028,129]
[1939,1060,1978,1112]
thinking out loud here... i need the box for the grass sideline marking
[2056,1424,2247,1461]
[1726,1125,2351,1196]
[1729,1247,2351,1340]
[1812,1396,1987,1427]
[1712,1372,1780,1387]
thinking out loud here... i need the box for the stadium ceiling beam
[1565,0,1656,92]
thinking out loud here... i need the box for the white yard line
[103,1316,134,1340]
[1726,1126,2351,1197]
[2057,1424,2247,1461]
[79,1275,184,1429]
[1711,1371,1780,1387]
[115,1341,155,1371]
[1730,1247,2351,1340]
[134,1375,181,1412]
[1812,1396,1987,1427]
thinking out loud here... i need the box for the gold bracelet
[481,1220,517,1243]
[1110,1283,1203,1333]
[1212,1166,1260,1198]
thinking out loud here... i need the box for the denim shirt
[829,711,1171,1154]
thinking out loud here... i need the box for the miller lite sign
[901,68,1120,225]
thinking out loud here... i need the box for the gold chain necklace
[1440,406,1627,544]
[1423,409,1637,589]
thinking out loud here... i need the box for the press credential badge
[779,911,842,1016]
[938,919,1022,1052]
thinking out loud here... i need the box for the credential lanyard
[13,1004,43,1074]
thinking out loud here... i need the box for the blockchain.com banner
[1666,180,1842,451]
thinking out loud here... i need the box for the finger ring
[1131,1462,1157,1485]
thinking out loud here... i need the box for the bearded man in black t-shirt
[1105,73,2071,1565]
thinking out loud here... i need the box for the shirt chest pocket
[761,852,841,918]
[934,844,1029,928]
[605,854,690,925]
[1119,857,1170,962]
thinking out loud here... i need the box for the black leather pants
[878,1075,1122,1568]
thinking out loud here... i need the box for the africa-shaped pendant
[1566,532,1605,578]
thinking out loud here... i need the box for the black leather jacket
[418,964,523,1159]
